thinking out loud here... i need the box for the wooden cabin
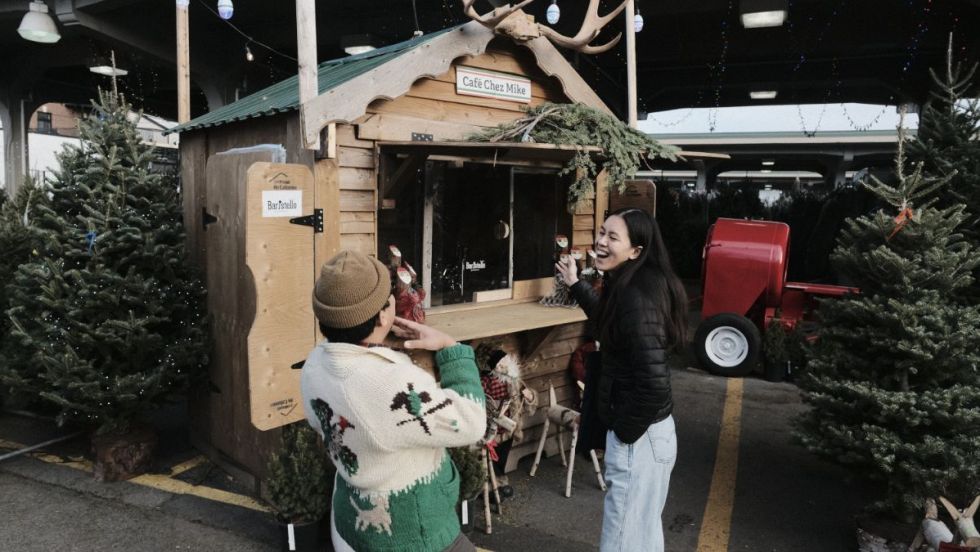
[174,21,621,488]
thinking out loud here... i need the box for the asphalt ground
[0,363,872,552]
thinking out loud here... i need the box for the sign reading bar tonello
[456,66,532,103]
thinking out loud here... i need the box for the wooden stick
[590,449,607,491]
[564,424,579,498]
[529,417,550,477]
[625,0,638,128]
[488,452,503,515]
[175,1,189,124]
[557,425,567,467]
[481,449,492,534]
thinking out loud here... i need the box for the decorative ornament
[888,206,915,240]
[85,230,98,255]
[546,0,560,25]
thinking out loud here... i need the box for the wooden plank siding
[179,41,611,484]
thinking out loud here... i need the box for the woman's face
[594,215,641,272]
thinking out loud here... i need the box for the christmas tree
[0,177,48,399]
[906,36,980,302]
[2,89,208,435]
[266,423,334,523]
[795,115,980,517]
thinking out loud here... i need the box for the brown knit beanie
[312,250,392,329]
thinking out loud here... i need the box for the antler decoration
[462,0,628,54]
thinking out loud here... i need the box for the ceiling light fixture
[762,159,775,166]
[750,90,778,100]
[18,1,61,43]
[634,8,644,33]
[245,44,254,62]
[740,0,787,28]
[341,34,378,56]
[89,55,128,77]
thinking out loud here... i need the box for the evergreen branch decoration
[467,103,678,211]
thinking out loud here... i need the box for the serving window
[378,143,580,310]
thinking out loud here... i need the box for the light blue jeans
[600,415,677,552]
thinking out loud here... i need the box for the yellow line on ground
[168,454,206,476]
[0,439,268,513]
[695,378,744,552]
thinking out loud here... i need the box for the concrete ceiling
[1,0,979,122]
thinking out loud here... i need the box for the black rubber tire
[694,313,762,377]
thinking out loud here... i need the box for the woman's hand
[392,317,458,351]
[555,256,579,287]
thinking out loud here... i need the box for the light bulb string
[195,0,297,63]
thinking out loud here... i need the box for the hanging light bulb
[634,8,644,33]
[245,44,254,61]
[546,0,560,25]
[217,0,233,20]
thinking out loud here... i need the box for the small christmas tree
[3,88,208,436]
[907,35,980,301]
[0,177,49,400]
[266,423,334,523]
[795,114,980,517]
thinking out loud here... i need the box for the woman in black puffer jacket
[557,207,688,552]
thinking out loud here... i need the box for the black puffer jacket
[570,271,671,444]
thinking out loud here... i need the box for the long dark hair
[597,208,688,349]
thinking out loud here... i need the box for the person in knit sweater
[300,250,486,552]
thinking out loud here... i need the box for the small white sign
[262,190,302,217]
[456,66,531,103]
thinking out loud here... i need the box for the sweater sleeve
[385,344,487,450]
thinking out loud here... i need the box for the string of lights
[195,0,297,63]
[707,0,735,132]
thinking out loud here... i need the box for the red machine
[694,218,857,377]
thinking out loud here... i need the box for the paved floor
[0,363,871,551]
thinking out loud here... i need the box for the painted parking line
[695,378,744,552]
[0,438,268,512]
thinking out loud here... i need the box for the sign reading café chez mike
[456,66,532,103]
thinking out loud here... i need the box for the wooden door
[244,162,316,431]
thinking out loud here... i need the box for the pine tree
[2,89,208,435]
[795,117,980,517]
[906,35,980,302]
[0,177,49,399]
[266,424,333,523]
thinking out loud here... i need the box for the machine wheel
[694,313,761,377]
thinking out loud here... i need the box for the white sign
[456,66,531,103]
[262,190,303,217]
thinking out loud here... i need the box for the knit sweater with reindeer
[300,342,486,552]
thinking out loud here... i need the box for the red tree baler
[694,218,857,377]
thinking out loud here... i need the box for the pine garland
[467,103,677,212]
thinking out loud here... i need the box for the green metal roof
[169,27,458,134]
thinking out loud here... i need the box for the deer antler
[462,0,535,28]
[462,0,628,55]
[536,0,628,54]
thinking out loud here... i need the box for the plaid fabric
[481,375,509,401]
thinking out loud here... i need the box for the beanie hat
[312,250,391,329]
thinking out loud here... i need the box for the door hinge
[289,208,323,233]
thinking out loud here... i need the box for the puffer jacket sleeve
[611,288,670,444]
[570,280,601,320]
